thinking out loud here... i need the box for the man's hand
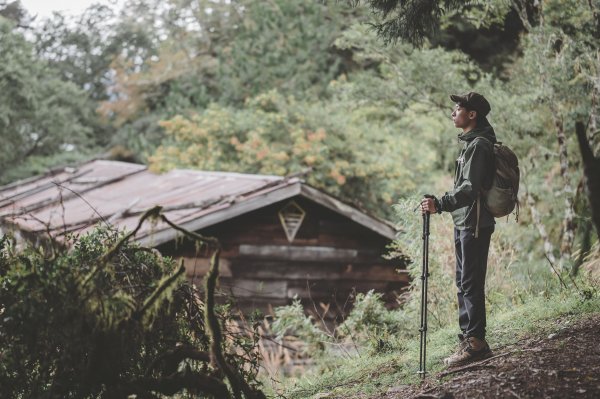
[420,197,438,214]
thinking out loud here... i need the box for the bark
[588,0,600,39]
[527,192,557,266]
[553,115,576,270]
[575,121,600,242]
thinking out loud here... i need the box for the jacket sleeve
[439,141,490,213]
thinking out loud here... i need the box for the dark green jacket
[438,125,497,231]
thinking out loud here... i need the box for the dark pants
[454,226,494,340]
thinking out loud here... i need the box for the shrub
[0,226,264,399]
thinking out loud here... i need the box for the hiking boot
[444,336,492,367]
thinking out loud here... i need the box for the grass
[262,197,600,398]
[274,290,600,399]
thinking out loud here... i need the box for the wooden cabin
[0,160,408,317]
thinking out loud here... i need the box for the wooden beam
[230,262,409,282]
[179,257,232,278]
[238,244,358,261]
[219,279,288,299]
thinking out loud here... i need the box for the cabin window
[278,201,305,242]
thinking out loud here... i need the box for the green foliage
[0,228,262,398]
[337,290,406,354]
[270,291,405,358]
[94,0,365,163]
[0,148,97,184]
[271,297,330,353]
[149,88,434,215]
[352,0,472,46]
[0,17,94,182]
[3,0,600,395]
[217,0,354,103]
[268,0,600,376]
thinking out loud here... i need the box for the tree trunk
[553,115,576,270]
[527,192,557,266]
[575,121,600,242]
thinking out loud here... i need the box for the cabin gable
[158,196,407,316]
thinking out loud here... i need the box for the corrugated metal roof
[0,160,397,244]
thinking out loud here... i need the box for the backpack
[474,138,520,236]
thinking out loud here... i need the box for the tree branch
[144,345,211,378]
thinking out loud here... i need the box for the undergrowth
[265,195,600,398]
[274,290,600,399]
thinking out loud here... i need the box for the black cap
[450,92,491,117]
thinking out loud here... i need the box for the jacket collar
[458,124,497,143]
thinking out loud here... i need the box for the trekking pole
[418,196,431,378]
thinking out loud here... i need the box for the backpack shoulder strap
[473,136,495,233]
[473,136,497,146]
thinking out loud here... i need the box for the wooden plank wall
[158,196,408,319]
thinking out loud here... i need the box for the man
[420,92,496,366]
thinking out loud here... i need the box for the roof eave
[299,185,397,240]
[136,182,398,247]
[136,182,303,247]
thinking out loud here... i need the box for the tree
[495,0,599,271]
[0,17,93,182]
[349,0,473,46]
[353,0,599,272]
[149,87,439,217]
[0,0,30,27]
[576,122,600,242]
[216,0,358,104]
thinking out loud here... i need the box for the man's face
[451,104,476,129]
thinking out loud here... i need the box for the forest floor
[380,313,600,399]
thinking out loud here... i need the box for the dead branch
[544,254,569,290]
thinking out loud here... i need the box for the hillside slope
[280,295,600,399]
[385,313,600,399]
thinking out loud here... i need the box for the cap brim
[450,94,466,103]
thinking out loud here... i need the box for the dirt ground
[383,313,600,399]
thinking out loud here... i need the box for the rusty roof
[0,160,397,245]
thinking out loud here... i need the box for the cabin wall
[158,196,408,317]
